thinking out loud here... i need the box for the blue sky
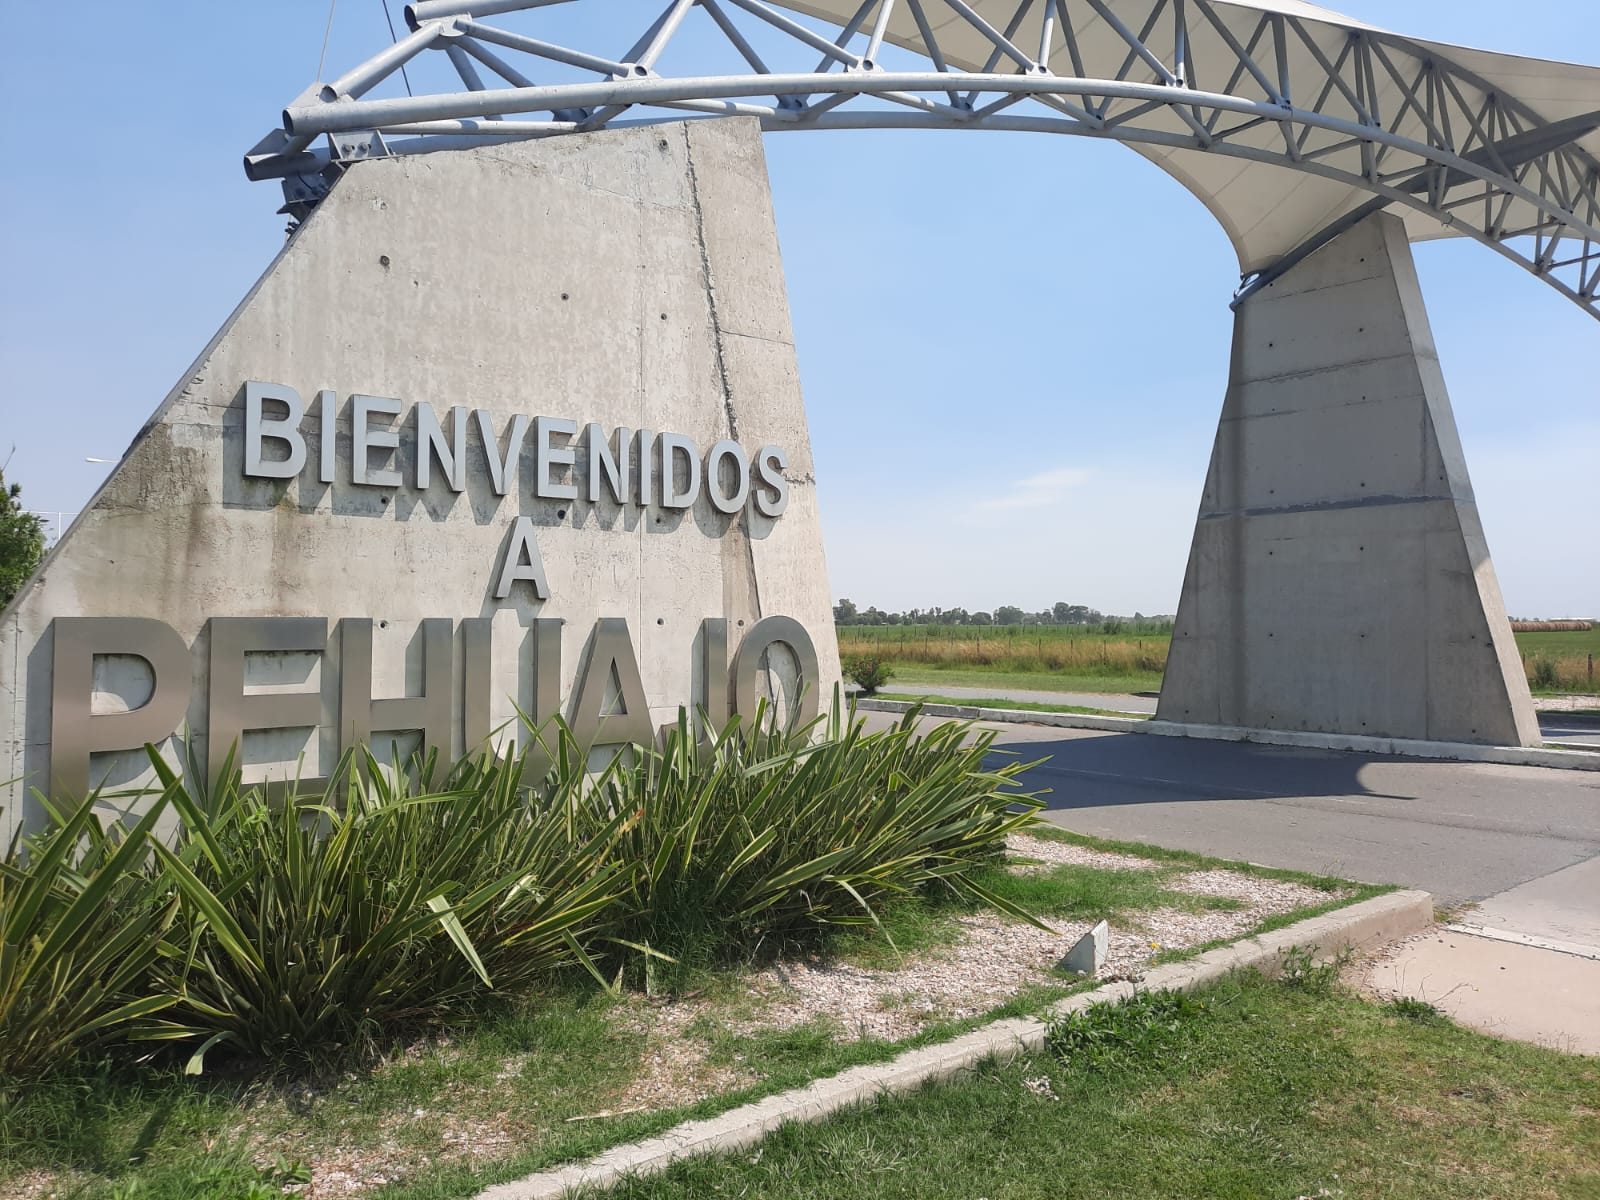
[1,1,1594,618]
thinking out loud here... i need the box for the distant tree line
[833,598,1174,634]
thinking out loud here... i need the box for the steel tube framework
[245,0,1600,320]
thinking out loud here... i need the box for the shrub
[3,707,1046,1075]
[0,793,181,1080]
[144,745,637,1066]
[842,654,894,694]
[1530,656,1560,690]
[596,707,1045,984]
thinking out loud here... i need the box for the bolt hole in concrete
[657,618,665,626]
[561,292,569,300]
[556,510,566,519]
[379,255,390,269]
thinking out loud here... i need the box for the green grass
[970,863,1247,921]
[1514,627,1600,656]
[887,666,1162,696]
[585,971,1600,1199]
[848,627,1599,697]
[1,825,1383,1199]
[1020,825,1376,894]
[877,692,1149,718]
[0,986,649,1198]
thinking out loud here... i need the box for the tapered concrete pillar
[1159,213,1538,747]
[0,117,841,838]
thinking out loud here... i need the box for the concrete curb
[475,889,1433,1199]
[856,699,1600,772]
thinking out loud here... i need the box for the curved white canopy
[250,0,1600,315]
[785,0,1600,272]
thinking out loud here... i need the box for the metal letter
[753,445,789,518]
[338,617,454,758]
[567,617,655,750]
[659,432,701,510]
[243,380,307,479]
[530,618,563,729]
[586,422,630,504]
[460,617,493,754]
[705,439,750,515]
[494,516,551,600]
[49,617,191,801]
[416,402,468,491]
[352,394,403,487]
[206,617,328,784]
[473,408,528,496]
[730,615,819,728]
[534,416,578,500]
[521,617,564,760]
[701,617,729,726]
[317,389,338,484]
[636,428,655,506]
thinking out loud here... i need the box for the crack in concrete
[682,126,763,620]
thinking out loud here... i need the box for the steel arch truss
[246,0,1600,320]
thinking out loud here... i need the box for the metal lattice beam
[244,0,1600,321]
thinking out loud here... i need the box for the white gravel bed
[1172,869,1332,910]
[1004,832,1159,873]
[623,857,1345,1054]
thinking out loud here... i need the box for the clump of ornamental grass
[0,793,182,1080]
[602,705,1046,987]
[1,704,1045,1076]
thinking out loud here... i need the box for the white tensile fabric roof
[787,0,1600,273]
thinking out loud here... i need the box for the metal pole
[406,0,573,28]
[323,20,445,100]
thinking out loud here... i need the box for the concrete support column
[1158,213,1539,747]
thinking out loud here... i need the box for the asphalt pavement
[860,707,1600,1052]
[980,723,1600,905]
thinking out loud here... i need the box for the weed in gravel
[1383,996,1451,1026]
[1278,945,1352,995]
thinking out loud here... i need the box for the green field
[840,624,1598,696]
[1514,628,1599,693]
[838,625,1170,696]
[1514,627,1600,656]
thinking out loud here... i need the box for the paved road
[979,723,1600,905]
[1542,717,1600,748]
[881,716,1600,1051]
[857,715,1600,905]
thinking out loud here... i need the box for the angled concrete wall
[0,117,840,837]
[1159,212,1538,747]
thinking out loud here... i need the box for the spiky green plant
[598,704,1047,980]
[0,792,181,1080]
[141,745,638,1067]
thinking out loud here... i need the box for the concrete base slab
[853,698,1600,772]
[1362,929,1600,1056]
[1459,853,1600,948]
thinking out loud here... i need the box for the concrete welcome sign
[0,118,840,834]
